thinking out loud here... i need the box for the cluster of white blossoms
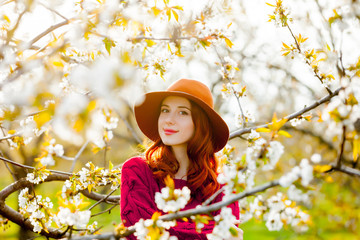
[134,217,177,240]
[56,207,92,229]
[62,162,121,199]
[279,158,314,187]
[26,170,50,184]
[249,195,267,219]
[18,188,54,233]
[87,107,119,149]
[246,135,285,171]
[263,141,285,171]
[38,138,65,166]
[289,117,305,127]
[264,193,310,232]
[155,186,191,213]
[207,207,237,240]
[217,162,247,198]
[287,184,311,204]
[54,193,95,231]
[218,56,239,81]
[321,80,360,139]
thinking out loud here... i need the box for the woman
[121,79,243,239]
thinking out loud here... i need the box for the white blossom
[207,207,237,240]
[57,207,91,229]
[299,159,313,186]
[247,129,260,140]
[26,170,50,184]
[287,185,310,204]
[290,118,305,126]
[155,186,190,213]
[310,153,321,163]
[265,211,283,231]
[263,141,284,171]
[40,155,55,166]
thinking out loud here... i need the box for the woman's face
[158,96,195,148]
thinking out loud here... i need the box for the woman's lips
[164,129,178,135]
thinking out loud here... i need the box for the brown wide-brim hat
[134,79,229,152]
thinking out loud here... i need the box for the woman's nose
[164,113,175,125]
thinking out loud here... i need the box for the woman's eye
[179,111,188,115]
[161,108,169,113]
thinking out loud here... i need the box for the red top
[120,157,240,240]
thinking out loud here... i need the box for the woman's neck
[171,145,189,180]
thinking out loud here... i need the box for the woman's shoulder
[122,156,149,172]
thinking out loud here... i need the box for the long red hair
[145,100,220,201]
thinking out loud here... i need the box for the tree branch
[27,19,70,48]
[336,125,346,168]
[0,156,72,176]
[330,164,360,177]
[230,87,341,139]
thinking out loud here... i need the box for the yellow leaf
[324,175,334,183]
[87,100,97,112]
[353,139,360,162]
[151,7,161,16]
[278,130,292,138]
[172,9,179,22]
[92,146,102,154]
[256,128,271,133]
[151,211,162,221]
[87,184,93,193]
[314,165,332,173]
[282,51,290,56]
[109,161,114,170]
[164,175,174,189]
[326,43,331,51]
[266,2,276,7]
[145,39,156,47]
[166,8,171,21]
[282,42,290,49]
[73,118,85,132]
[8,129,16,135]
[269,113,287,132]
[3,15,10,23]
[34,111,52,128]
[224,37,234,48]
[78,200,91,209]
[172,6,183,11]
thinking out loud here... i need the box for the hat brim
[134,91,229,152]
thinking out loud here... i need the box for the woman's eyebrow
[178,106,191,111]
[160,104,191,111]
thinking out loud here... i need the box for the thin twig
[91,204,118,217]
[331,164,360,177]
[214,47,246,128]
[202,187,224,206]
[287,25,301,52]
[114,107,142,144]
[39,2,69,20]
[27,19,70,48]
[5,8,27,45]
[286,23,332,95]
[128,36,192,41]
[0,156,72,176]
[69,140,90,172]
[336,125,346,168]
[88,188,117,211]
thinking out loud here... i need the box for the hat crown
[167,79,214,108]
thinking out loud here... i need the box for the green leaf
[103,38,116,55]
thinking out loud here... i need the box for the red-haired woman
[121,79,243,239]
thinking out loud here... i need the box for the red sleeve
[120,157,158,239]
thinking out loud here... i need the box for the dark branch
[230,87,341,139]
